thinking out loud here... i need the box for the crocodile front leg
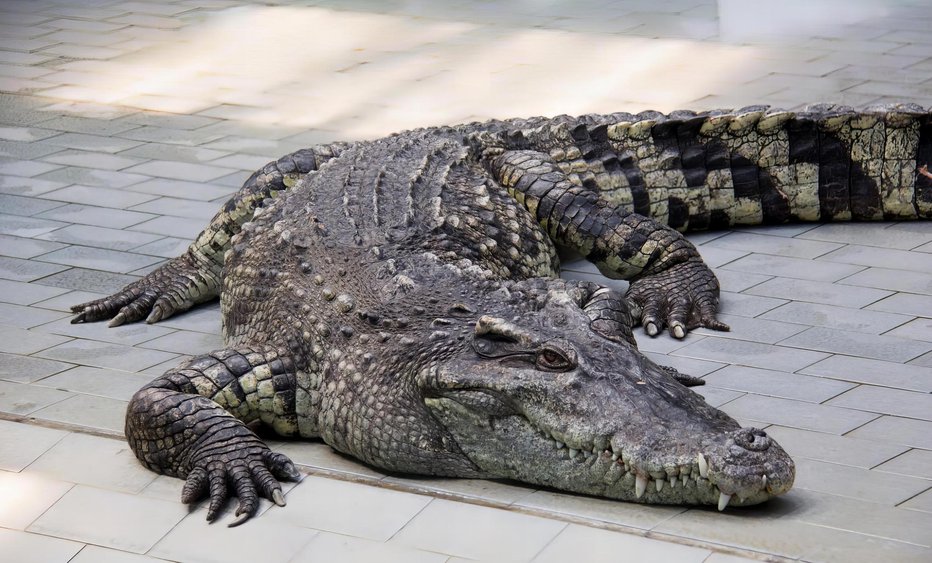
[485,148,728,339]
[71,144,348,326]
[126,347,302,526]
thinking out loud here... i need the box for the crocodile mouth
[522,417,790,509]
[425,393,794,509]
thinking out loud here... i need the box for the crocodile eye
[536,347,574,372]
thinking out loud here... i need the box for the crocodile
[71,103,930,526]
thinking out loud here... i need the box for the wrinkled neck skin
[405,268,794,510]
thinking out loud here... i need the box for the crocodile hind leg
[482,146,727,338]
[71,144,348,326]
[126,346,303,526]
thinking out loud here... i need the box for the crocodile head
[421,282,794,509]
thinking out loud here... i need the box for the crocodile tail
[504,105,931,230]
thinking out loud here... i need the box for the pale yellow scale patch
[882,120,920,219]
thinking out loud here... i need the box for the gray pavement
[0,0,931,561]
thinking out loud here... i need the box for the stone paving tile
[0,233,67,259]
[720,394,878,435]
[264,475,431,541]
[129,196,223,220]
[29,485,187,554]
[41,148,146,170]
[36,338,176,372]
[289,531,445,563]
[798,223,932,250]
[672,338,829,372]
[848,416,932,450]
[780,326,931,363]
[793,457,930,506]
[70,545,168,563]
[710,269,772,293]
[0,212,68,237]
[36,166,151,189]
[135,330,223,355]
[0,157,62,177]
[765,425,908,470]
[35,203,156,229]
[0,125,60,142]
[265,441,386,481]
[901,488,932,513]
[119,125,226,146]
[703,232,842,259]
[39,131,143,153]
[702,365,854,403]
[0,193,66,217]
[154,302,221,334]
[642,352,726,377]
[390,498,566,561]
[745,277,893,308]
[0,325,71,354]
[0,418,67,472]
[150,508,318,563]
[908,351,932,368]
[122,159,238,182]
[876,449,932,480]
[692,385,745,408]
[0,527,84,563]
[818,244,932,274]
[0,139,63,159]
[130,236,188,258]
[686,245,747,268]
[0,352,72,384]
[691,314,807,344]
[515,489,684,531]
[719,251,865,282]
[0,174,68,196]
[120,141,232,165]
[123,177,236,201]
[793,489,932,548]
[826,385,932,421]
[0,255,69,283]
[886,317,932,342]
[34,366,154,401]
[35,245,163,274]
[128,215,207,238]
[31,393,128,434]
[37,184,158,209]
[716,292,787,318]
[0,379,73,415]
[26,433,158,494]
[0,470,73,530]
[800,355,932,393]
[32,267,138,295]
[36,315,174,345]
[761,301,911,335]
[0,278,70,305]
[35,115,141,136]
[36,224,162,251]
[866,293,932,317]
[841,267,932,295]
[534,523,710,563]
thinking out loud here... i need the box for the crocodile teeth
[655,479,664,493]
[568,448,579,459]
[555,440,565,449]
[762,474,768,488]
[681,474,688,486]
[611,453,619,461]
[669,477,678,489]
[635,475,648,499]
[717,492,732,511]
[697,453,709,479]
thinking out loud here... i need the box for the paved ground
[0,0,931,561]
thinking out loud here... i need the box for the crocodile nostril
[733,428,771,452]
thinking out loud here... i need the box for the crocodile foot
[70,253,219,326]
[183,445,301,527]
[626,257,730,339]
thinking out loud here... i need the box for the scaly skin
[71,104,932,525]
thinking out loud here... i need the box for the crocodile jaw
[424,396,794,509]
